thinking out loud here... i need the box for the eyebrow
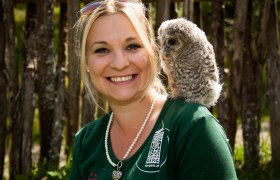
[91,41,106,46]
[88,41,107,51]
[126,37,138,42]
[91,36,139,46]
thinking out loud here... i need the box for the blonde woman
[69,0,237,179]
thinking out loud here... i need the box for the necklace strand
[105,98,156,167]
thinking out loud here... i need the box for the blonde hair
[74,0,166,105]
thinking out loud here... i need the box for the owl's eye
[167,38,176,46]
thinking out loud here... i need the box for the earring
[87,68,90,73]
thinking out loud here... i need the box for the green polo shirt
[69,98,237,179]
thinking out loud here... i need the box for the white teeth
[110,75,133,82]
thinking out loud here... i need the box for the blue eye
[127,44,141,51]
[95,48,109,54]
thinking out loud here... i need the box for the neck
[110,94,154,135]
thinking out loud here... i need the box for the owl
[158,18,222,107]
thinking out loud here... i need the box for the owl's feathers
[158,18,222,107]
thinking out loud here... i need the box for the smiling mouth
[109,75,136,82]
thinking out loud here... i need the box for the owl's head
[158,18,205,59]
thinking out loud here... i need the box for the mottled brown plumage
[158,18,222,107]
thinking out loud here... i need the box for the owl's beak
[160,46,171,58]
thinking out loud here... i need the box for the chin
[108,90,147,104]
[108,93,136,103]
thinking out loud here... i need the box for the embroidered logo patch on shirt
[145,128,164,167]
[136,122,170,173]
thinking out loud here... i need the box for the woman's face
[86,13,152,105]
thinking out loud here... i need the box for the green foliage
[234,144,245,169]
[259,134,271,164]
[54,5,61,56]
[236,163,274,180]
[234,138,275,179]
[16,155,72,180]
[32,108,40,143]
[175,2,183,17]
[30,164,71,180]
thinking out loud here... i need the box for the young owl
[158,18,222,107]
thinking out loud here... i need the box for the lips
[109,75,135,82]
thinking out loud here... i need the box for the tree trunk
[256,0,272,157]
[265,0,280,176]
[169,2,177,19]
[0,1,7,179]
[193,2,201,27]
[230,0,248,152]
[211,0,237,150]
[20,2,37,174]
[3,0,18,122]
[36,0,56,164]
[3,0,21,178]
[256,0,272,171]
[241,0,260,170]
[66,0,80,155]
[48,2,67,168]
[9,94,22,179]
[257,0,270,66]
[155,0,170,32]
[183,0,194,21]
[155,0,170,87]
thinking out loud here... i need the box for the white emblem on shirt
[136,122,170,173]
[145,128,164,168]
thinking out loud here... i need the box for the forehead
[87,13,139,42]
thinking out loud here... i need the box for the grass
[15,157,72,180]
[236,163,275,180]
[234,129,275,180]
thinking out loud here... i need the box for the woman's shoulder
[163,97,213,122]
[164,99,236,179]
[161,97,224,137]
[163,97,231,147]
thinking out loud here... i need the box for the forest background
[0,0,280,179]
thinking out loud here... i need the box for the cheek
[87,56,106,74]
[88,70,104,93]
[87,58,107,88]
[132,51,150,70]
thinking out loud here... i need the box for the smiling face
[86,13,152,105]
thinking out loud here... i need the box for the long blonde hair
[74,0,166,105]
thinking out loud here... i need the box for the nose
[110,49,129,71]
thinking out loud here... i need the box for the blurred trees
[0,0,279,179]
[0,1,7,179]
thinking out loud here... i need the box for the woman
[69,0,237,179]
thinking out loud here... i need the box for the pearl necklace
[105,98,155,180]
